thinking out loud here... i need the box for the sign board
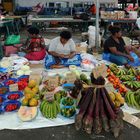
[66,73,76,83]
[92,64,107,79]
[47,76,59,88]
[44,92,54,101]
[9,83,19,92]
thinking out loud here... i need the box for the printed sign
[92,64,107,78]
[9,83,19,92]
[44,92,54,101]
[47,76,59,88]
[66,73,76,83]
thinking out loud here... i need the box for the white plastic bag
[88,26,101,48]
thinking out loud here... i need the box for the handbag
[5,35,20,45]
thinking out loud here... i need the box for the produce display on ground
[0,60,140,136]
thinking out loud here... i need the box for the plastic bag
[88,26,101,48]
[44,55,56,68]
[5,35,20,45]
[61,54,81,67]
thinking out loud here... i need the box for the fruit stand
[0,55,140,137]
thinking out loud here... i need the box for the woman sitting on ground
[48,30,76,68]
[17,26,46,61]
[103,25,134,65]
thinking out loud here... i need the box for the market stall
[0,54,140,137]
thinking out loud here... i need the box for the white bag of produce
[88,26,101,48]
[80,53,98,64]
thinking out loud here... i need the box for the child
[18,26,46,61]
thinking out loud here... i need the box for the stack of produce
[108,64,140,90]
[40,100,60,119]
[72,73,124,137]
[54,90,67,103]
[16,65,32,76]
[22,80,39,107]
[107,72,127,94]
[125,90,140,109]
[61,97,76,118]
[108,92,124,107]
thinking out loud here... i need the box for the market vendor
[103,25,135,65]
[46,31,77,68]
[17,26,46,61]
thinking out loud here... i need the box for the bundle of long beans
[72,73,124,137]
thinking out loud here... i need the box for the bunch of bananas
[116,69,126,77]
[123,81,140,89]
[127,68,137,76]
[109,64,119,74]
[125,91,140,109]
[40,100,60,119]
[119,75,135,81]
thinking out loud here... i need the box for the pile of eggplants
[72,73,124,138]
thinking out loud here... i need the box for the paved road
[0,122,140,140]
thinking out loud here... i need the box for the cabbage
[17,70,24,76]
[21,65,30,71]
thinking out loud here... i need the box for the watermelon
[18,106,38,122]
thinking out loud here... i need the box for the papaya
[18,106,38,122]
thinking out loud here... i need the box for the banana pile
[119,75,135,81]
[123,81,140,89]
[109,64,119,74]
[40,100,60,119]
[125,90,140,109]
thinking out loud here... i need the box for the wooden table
[30,17,96,23]
[0,20,14,35]
[30,17,96,31]
[102,18,136,37]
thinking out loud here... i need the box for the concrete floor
[0,122,140,140]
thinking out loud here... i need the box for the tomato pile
[7,94,20,100]
[5,80,15,86]
[107,73,127,94]
[5,104,18,112]
[17,81,28,90]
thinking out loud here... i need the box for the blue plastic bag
[102,53,110,61]
[45,55,56,68]
[129,52,140,66]
[45,54,81,69]
[61,54,81,66]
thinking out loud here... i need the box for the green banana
[40,100,46,112]
[130,94,140,109]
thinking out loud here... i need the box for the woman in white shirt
[49,31,76,59]
[47,31,76,68]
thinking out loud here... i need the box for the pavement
[0,121,140,140]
